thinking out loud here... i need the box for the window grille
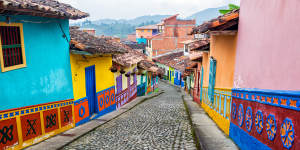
[0,23,26,72]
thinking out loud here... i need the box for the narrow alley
[62,82,196,150]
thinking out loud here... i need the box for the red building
[146,14,196,58]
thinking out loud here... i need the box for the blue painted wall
[137,38,147,44]
[229,123,271,150]
[0,15,74,110]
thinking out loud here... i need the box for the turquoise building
[0,1,88,149]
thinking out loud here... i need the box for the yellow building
[69,27,127,126]
[190,10,239,135]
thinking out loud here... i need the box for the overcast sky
[58,0,240,21]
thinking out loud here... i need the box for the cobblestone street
[63,82,197,150]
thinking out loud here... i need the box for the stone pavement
[181,89,238,150]
[27,89,163,150]
[62,82,197,150]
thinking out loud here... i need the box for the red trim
[0,99,74,113]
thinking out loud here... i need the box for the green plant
[219,4,240,14]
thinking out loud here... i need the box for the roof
[136,24,157,30]
[153,51,191,72]
[70,27,127,55]
[189,51,202,61]
[153,51,184,66]
[191,9,239,34]
[189,39,210,51]
[125,43,146,50]
[0,0,89,19]
[138,60,163,74]
[180,39,197,44]
[113,45,147,67]
[163,14,179,21]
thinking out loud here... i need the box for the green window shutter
[208,58,217,103]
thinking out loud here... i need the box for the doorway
[85,65,97,115]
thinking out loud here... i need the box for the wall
[114,65,138,108]
[234,0,300,91]
[136,29,153,38]
[201,52,209,87]
[151,19,195,57]
[0,15,74,150]
[70,54,116,126]
[114,65,137,91]
[127,34,136,42]
[70,54,114,100]
[0,15,73,111]
[230,89,300,150]
[211,34,237,89]
[137,38,147,44]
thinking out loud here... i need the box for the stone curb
[181,90,239,150]
[26,91,163,150]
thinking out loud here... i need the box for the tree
[219,4,240,14]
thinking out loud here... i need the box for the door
[200,66,204,102]
[197,71,201,95]
[208,58,217,103]
[85,65,97,115]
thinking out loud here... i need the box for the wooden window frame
[0,22,26,72]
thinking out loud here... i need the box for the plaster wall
[234,0,300,90]
[70,54,114,100]
[210,34,237,89]
[0,15,73,110]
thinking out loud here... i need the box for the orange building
[136,25,159,44]
[147,14,196,58]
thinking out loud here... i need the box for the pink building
[229,1,300,150]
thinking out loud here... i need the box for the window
[116,75,122,94]
[184,44,188,52]
[0,23,26,72]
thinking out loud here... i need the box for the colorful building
[153,51,188,88]
[112,46,146,108]
[147,15,196,58]
[136,25,159,44]
[69,27,127,126]
[190,9,239,136]
[230,1,300,149]
[127,33,137,42]
[188,2,300,149]
[0,1,88,149]
[137,59,162,95]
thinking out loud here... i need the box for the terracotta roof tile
[113,44,147,67]
[0,0,89,19]
[189,39,210,51]
[191,9,239,34]
[70,27,127,55]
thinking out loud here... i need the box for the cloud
[58,0,240,20]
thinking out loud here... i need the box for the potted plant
[120,68,125,74]
[110,66,118,73]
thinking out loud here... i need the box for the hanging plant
[120,69,125,74]
[110,66,118,73]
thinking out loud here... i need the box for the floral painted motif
[255,110,263,134]
[281,118,294,149]
[238,104,244,127]
[245,107,252,132]
[266,114,276,141]
[232,103,237,119]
